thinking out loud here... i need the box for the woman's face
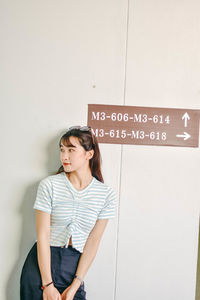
[60,136,93,173]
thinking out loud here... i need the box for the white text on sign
[88,104,200,147]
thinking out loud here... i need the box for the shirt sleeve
[97,187,117,220]
[33,177,52,214]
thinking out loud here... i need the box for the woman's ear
[87,149,94,160]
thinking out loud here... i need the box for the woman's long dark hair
[56,127,104,183]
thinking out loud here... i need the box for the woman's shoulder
[93,177,116,195]
[38,172,64,186]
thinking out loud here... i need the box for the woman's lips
[63,163,71,166]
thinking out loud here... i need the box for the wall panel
[0,1,127,299]
[116,1,200,299]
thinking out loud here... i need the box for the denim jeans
[20,242,86,300]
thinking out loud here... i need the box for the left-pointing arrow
[176,132,191,141]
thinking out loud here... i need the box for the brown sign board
[87,104,200,147]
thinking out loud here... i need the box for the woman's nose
[61,151,69,160]
[64,152,70,160]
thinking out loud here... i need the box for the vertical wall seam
[123,0,130,106]
[113,0,130,299]
[195,215,200,300]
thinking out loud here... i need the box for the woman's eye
[69,149,74,152]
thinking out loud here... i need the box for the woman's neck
[65,171,93,190]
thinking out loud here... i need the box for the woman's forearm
[71,236,100,290]
[35,210,52,286]
[37,235,52,285]
[70,219,108,291]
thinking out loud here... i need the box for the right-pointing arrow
[176,132,191,141]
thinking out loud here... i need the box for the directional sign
[87,104,200,147]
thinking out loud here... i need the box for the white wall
[115,1,200,300]
[1,1,200,300]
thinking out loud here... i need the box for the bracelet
[74,274,84,285]
[41,281,53,290]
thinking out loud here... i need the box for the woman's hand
[61,285,77,300]
[43,284,62,300]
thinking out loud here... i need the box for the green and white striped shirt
[33,172,117,253]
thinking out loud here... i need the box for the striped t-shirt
[33,172,117,253]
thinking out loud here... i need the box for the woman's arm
[36,210,52,285]
[36,210,61,300]
[61,219,108,299]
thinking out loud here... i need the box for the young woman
[20,126,117,300]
